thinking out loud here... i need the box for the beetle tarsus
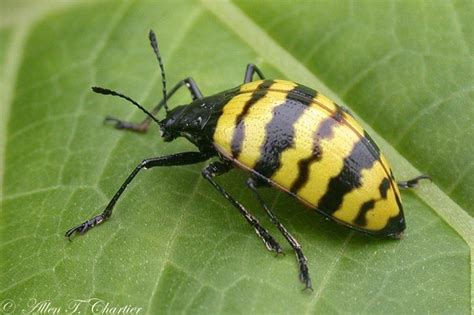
[253,222,284,255]
[300,272,313,291]
[65,214,106,241]
[397,175,432,189]
[301,271,313,292]
[246,177,312,289]
[296,250,313,291]
[274,248,285,257]
[259,230,284,254]
[104,116,147,133]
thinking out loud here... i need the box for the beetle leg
[246,178,313,291]
[202,162,283,254]
[397,175,432,189]
[102,77,203,133]
[243,64,266,83]
[65,151,212,240]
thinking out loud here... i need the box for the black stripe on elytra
[253,85,315,179]
[202,86,241,140]
[290,106,344,194]
[353,199,376,226]
[317,137,381,214]
[231,80,274,158]
[379,177,391,199]
[353,177,391,226]
[290,142,322,194]
[288,84,318,100]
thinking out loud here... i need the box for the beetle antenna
[92,86,162,128]
[148,30,169,114]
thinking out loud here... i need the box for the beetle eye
[161,130,177,142]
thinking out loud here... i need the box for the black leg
[244,64,266,83]
[65,151,211,240]
[247,177,313,291]
[397,174,432,189]
[104,77,203,133]
[202,162,283,254]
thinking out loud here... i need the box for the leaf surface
[1,1,472,314]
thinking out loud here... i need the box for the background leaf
[1,0,472,314]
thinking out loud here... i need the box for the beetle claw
[104,115,130,129]
[65,223,85,241]
[65,214,106,241]
[300,268,313,292]
[272,244,285,257]
[397,175,432,189]
[104,116,147,133]
[263,234,283,255]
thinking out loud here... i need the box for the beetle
[65,30,430,290]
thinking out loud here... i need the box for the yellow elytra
[213,79,404,236]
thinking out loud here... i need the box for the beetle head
[159,105,187,142]
[159,102,212,146]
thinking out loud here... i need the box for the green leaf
[1,0,472,314]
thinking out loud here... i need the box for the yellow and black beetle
[66,30,429,290]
